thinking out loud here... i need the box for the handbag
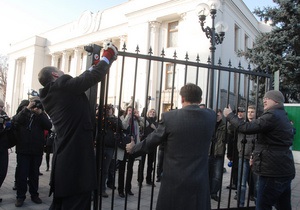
[115,132,131,150]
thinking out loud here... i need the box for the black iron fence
[89,44,272,210]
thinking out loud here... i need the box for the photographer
[13,97,52,207]
[0,99,9,203]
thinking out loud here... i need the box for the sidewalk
[0,150,299,210]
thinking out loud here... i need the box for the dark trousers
[156,149,164,180]
[0,148,8,188]
[137,151,155,183]
[45,152,50,170]
[256,175,293,210]
[16,153,42,199]
[118,153,134,192]
[101,147,114,192]
[107,159,117,187]
[50,192,91,210]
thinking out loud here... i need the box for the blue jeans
[256,175,293,210]
[237,158,251,207]
[209,156,223,195]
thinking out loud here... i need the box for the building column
[72,47,83,77]
[61,50,70,73]
[149,21,161,109]
[51,54,59,67]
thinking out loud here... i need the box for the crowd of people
[0,40,296,210]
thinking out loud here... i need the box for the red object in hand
[102,48,116,61]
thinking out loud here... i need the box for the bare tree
[0,55,8,101]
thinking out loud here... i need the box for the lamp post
[196,0,227,109]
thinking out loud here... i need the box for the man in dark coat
[224,90,295,210]
[38,42,117,210]
[13,98,52,207]
[126,83,216,210]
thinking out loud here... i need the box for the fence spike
[228,59,232,67]
[185,52,189,60]
[248,63,251,71]
[173,51,177,59]
[238,61,242,69]
[148,47,153,55]
[161,48,165,57]
[207,55,211,63]
[218,58,222,65]
[196,54,200,62]
[122,42,127,51]
[135,45,140,54]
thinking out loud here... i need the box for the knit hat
[0,99,4,107]
[264,90,285,104]
[16,100,29,114]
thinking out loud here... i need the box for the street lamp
[196,0,227,109]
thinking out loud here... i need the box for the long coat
[39,60,110,197]
[131,105,216,210]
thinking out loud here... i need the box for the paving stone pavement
[0,149,299,210]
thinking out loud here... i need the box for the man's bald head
[38,66,61,86]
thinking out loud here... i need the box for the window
[234,24,240,52]
[167,21,178,48]
[165,64,174,89]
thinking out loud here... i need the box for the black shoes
[0,198,2,203]
[107,184,116,190]
[39,172,43,176]
[250,195,256,201]
[126,190,134,196]
[119,191,125,198]
[31,196,42,204]
[146,181,156,187]
[156,178,161,182]
[211,194,220,202]
[226,184,237,190]
[15,198,24,207]
[101,191,108,198]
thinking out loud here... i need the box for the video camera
[32,100,43,109]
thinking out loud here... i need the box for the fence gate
[87,44,272,210]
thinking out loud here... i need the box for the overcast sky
[0,0,276,55]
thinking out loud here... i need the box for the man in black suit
[126,83,216,210]
[38,42,118,210]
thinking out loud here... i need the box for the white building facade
[5,0,271,116]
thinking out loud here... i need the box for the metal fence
[89,44,272,210]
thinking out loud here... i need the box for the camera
[32,100,43,109]
[0,114,11,131]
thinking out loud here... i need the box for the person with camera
[0,99,10,203]
[13,97,52,207]
[38,42,118,209]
